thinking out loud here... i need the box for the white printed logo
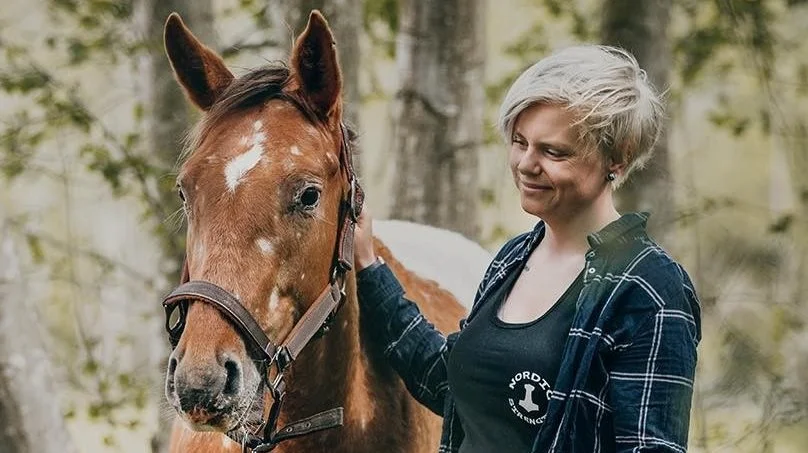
[507,371,551,425]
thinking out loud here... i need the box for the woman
[354,45,701,453]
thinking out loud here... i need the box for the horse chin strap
[162,123,363,452]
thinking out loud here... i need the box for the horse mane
[180,62,357,163]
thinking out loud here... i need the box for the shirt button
[588,267,596,274]
[586,251,595,259]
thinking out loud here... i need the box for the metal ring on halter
[270,371,285,394]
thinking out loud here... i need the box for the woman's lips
[521,181,552,191]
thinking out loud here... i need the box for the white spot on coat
[194,241,205,259]
[290,145,302,156]
[268,288,280,310]
[225,124,267,192]
[256,238,274,255]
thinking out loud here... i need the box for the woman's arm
[353,209,457,415]
[356,263,456,415]
[609,270,701,452]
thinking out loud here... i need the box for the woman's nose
[517,147,540,174]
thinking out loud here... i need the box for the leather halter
[162,123,363,452]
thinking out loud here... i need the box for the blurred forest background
[1,0,807,452]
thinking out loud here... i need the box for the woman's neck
[541,193,620,256]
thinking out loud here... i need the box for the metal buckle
[272,346,292,375]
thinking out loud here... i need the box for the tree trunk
[138,1,217,451]
[268,0,362,170]
[0,230,78,453]
[390,0,485,240]
[601,0,673,237]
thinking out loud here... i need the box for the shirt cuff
[357,256,385,276]
[355,259,406,309]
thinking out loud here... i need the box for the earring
[606,172,616,182]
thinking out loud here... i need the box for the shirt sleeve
[356,262,454,415]
[609,279,700,453]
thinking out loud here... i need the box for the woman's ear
[164,13,234,110]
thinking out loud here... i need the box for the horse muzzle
[166,351,249,430]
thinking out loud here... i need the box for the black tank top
[448,265,583,453]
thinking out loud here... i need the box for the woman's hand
[354,207,378,271]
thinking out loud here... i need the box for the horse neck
[275,271,421,453]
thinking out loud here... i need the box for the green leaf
[479,187,496,206]
[768,214,793,234]
[83,359,99,375]
[25,234,45,264]
[0,69,51,93]
[133,103,144,122]
[67,38,90,65]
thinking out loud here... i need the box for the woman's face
[509,103,611,221]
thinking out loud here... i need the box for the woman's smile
[520,181,553,193]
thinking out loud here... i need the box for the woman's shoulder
[629,239,693,286]
[607,238,699,316]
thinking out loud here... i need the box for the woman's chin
[519,199,548,218]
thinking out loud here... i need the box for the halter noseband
[162,123,363,452]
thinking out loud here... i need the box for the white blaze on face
[225,120,266,192]
[256,238,274,255]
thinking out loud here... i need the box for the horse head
[161,10,356,443]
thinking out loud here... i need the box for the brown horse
[161,10,469,453]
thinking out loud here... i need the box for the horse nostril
[223,359,240,395]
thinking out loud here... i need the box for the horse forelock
[179,62,358,166]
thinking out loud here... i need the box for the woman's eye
[299,186,321,209]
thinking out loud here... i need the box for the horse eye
[177,185,186,203]
[300,187,321,208]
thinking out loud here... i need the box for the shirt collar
[586,212,650,250]
[521,212,649,259]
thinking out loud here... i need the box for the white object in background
[373,219,492,310]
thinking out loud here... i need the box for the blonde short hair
[496,45,664,185]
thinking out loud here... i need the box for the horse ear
[164,13,234,110]
[290,10,343,118]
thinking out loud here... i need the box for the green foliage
[538,0,595,41]
[769,214,794,233]
[0,0,178,437]
[363,0,398,57]
[25,234,45,264]
[47,0,137,63]
[673,0,776,86]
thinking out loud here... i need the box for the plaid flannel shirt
[356,213,701,453]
